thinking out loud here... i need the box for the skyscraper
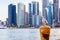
[57,8,60,25]
[29,1,40,27]
[24,12,29,25]
[8,4,16,26]
[17,3,25,27]
[58,8,60,22]
[32,1,39,26]
[42,0,49,20]
[53,0,59,26]
[29,3,32,26]
[47,3,53,26]
[32,1,39,15]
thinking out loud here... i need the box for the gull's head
[42,17,48,25]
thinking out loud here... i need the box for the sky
[0,0,59,21]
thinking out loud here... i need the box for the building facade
[29,1,40,27]
[53,0,59,26]
[47,3,53,26]
[59,8,60,22]
[42,0,49,20]
[24,12,29,25]
[29,3,32,26]
[8,4,16,26]
[57,8,60,25]
[17,3,25,27]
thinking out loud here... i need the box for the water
[0,28,60,40]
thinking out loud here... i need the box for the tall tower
[29,3,32,26]
[58,8,60,23]
[42,0,49,20]
[32,1,39,15]
[24,12,29,25]
[32,1,39,26]
[29,1,40,27]
[57,8,60,26]
[53,0,59,25]
[47,3,53,26]
[17,3,25,27]
[8,4,16,26]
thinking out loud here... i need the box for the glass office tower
[17,3,25,27]
[29,1,40,27]
[8,4,16,26]
[47,3,53,26]
[53,0,59,26]
[42,0,49,20]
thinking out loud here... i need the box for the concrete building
[17,3,25,27]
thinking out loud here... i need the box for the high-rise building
[32,1,39,15]
[8,4,16,26]
[24,12,29,25]
[32,1,39,26]
[58,8,60,22]
[42,0,49,20]
[47,3,53,26]
[57,8,60,25]
[29,1,40,27]
[53,0,59,25]
[17,3,25,27]
[29,3,32,26]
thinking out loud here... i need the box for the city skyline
[0,0,60,27]
[0,0,54,21]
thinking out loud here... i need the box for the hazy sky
[0,0,59,21]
